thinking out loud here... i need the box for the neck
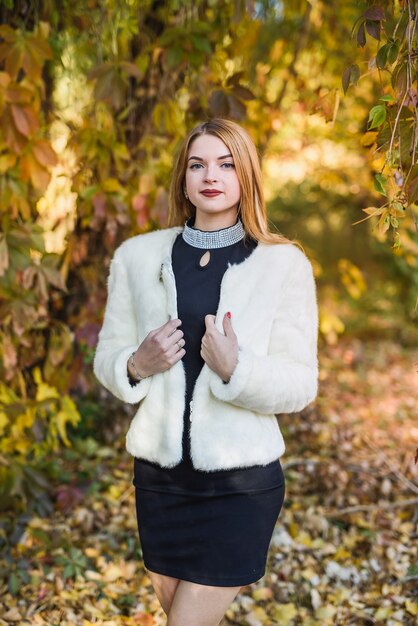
[193,211,239,232]
[183,214,245,249]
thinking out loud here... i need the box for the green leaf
[191,35,212,54]
[368,105,387,129]
[379,94,395,102]
[374,173,387,195]
[342,64,360,94]
[8,571,19,595]
[391,60,408,92]
[376,43,389,69]
[387,39,400,64]
[166,46,184,68]
[392,231,401,248]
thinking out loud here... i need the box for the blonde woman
[93,118,319,626]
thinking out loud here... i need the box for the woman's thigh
[167,579,241,626]
[147,569,180,615]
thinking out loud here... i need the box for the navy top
[132,230,284,495]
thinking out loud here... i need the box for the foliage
[0,339,416,624]
[0,0,417,523]
[342,1,418,254]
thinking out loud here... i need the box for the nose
[204,166,218,182]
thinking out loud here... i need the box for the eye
[189,163,202,170]
[221,162,235,169]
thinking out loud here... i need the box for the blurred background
[0,1,417,625]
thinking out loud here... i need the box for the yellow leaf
[138,173,154,195]
[405,600,418,616]
[55,410,71,447]
[61,395,81,427]
[273,603,298,624]
[295,531,313,547]
[245,606,269,624]
[102,177,125,194]
[362,206,385,215]
[102,563,127,583]
[0,383,19,403]
[319,312,345,336]
[252,586,273,601]
[301,567,318,581]
[0,411,8,436]
[35,380,59,401]
[374,607,393,619]
[334,547,352,560]
[315,604,337,620]
[360,131,378,146]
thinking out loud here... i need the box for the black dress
[132,230,286,587]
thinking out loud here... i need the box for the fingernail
[227,311,231,318]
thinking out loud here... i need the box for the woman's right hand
[129,318,185,379]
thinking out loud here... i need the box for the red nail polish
[227,311,231,318]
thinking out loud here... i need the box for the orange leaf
[133,612,155,625]
[10,103,39,137]
[0,108,26,153]
[0,152,17,174]
[20,152,51,190]
[5,84,33,104]
[26,35,53,62]
[1,43,23,79]
[32,140,57,167]
[0,25,15,41]
[87,61,114,80]
[0,71,11,88]
[22,48,42,81]
[0,234,9,277]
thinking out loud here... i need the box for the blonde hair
[167,118,298,247]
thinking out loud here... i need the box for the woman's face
[184,134,241,221]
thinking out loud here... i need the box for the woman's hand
[201,312,239,383]
[129,318,186,379]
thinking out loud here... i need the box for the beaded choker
[182,217,245,249]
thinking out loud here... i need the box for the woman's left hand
[201,312,239,383]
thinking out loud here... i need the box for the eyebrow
[187,154,233,161]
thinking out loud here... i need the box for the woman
[93,118,319,626]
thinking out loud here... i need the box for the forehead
[188,134,230,156]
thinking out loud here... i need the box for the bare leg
[146,569,180,616]
[167,580,241,626]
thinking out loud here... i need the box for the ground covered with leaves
[1,338,417,626]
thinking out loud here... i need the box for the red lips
[201,189,222,197]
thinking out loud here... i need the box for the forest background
[0,1,417,625]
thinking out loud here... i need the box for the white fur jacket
[93,226,319,471]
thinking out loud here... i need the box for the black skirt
[133,457,286,587]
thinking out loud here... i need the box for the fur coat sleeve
[208,250,318,414]
[93,249,153,404]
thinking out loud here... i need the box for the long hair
[167,118,298,246]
